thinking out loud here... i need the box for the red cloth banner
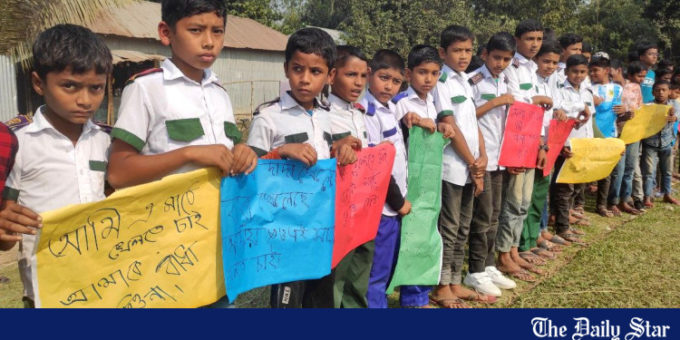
[544,119,577,176]
[498,102,545,168]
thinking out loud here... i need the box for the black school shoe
[633,199,647,212]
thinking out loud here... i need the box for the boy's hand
[437,122,456,139]
[593,95,604,106]
[0,202,43,242]
[496,93,515,107]
[230,144,258,175]
[536,148,547,169]
[667,109,676,123]
[575,106,591,128]
[401,112,422,129]
[186,144,234,176]
[473,176,484,197]
[279,143,318,166]
[613,105,626,115]
[416,118,436,133]
[553,109,568,122]
[507,167,526,175]
[532,95,553,110]
[398,200,412,216]
[472,154,487,178]
[336,143,358,166]
[561,146,573,158]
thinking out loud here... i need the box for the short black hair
[407,45,442,70]
[627,61,648,75]
[335,45,368,69]
[582,41,592,53]
[656,68,673,81]
[589,56,610,68]
[610,58,623,70]
[566,54,588,69]
[440,25,474,50]
[514,19,543,38]
[161,0,227,29]
[543,28,556,42]
[636,40,658,58]
[486,32,516,54]
[285,27,337,69]
[658,59,674,70]
[653,79,670,91]
[536,39,562,58]
[369,49,405,73]
[670,79,680,90]
[557,33,583,49]
[32,24,112,79]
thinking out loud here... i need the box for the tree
[301,0,351,30]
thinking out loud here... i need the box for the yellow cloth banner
[619,104,672,144]
[33,168,225,308]
[556,138,625,184]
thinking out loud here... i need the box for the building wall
[0,55,18,122]
[102,36,286,117]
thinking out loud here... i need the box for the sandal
[550,234,571,246]
[532,247,556,259]
[458,292,497,304]
[522,264,544,275]
[569,227,585,235]
[538,239,563,252]
[499,268,536,283]
[519,251,547,266]
[558,232,588,246]
[596,205,613,217]
[608,205,622,217]
[429,296,470,309]
[573,218,591,226]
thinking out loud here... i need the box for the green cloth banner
[387,126,446,293]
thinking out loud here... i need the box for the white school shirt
[360,91,408,216]
[536,72,561,137]
[555,62,567,87]
[4,107,110,300]
[433,64,480,186]
[392,86,438,122]
[113,59,238,176]
[504,53,538,104]
[247,91,332,159]
[327,93,369,148]
[556,79,595,144]
[469,65,508,172]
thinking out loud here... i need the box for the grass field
[2,192,679,308]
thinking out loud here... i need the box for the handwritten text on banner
[498,102,545,168]
[619,104,672,144]
[556,138,625,184]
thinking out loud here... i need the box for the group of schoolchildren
[0,0,678,309]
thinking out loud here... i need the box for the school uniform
[113,59,240,175]
[3,107,110,306]
[496,54,537,254]
[467,66,508,275]
[592,82,623,208]
[433,64,479,286]
[360,90,408,308]
[520,72,561,252]
[326,93,373,308]
[247,91,334,308]
[550,79,595,234]
[391,86,437,307]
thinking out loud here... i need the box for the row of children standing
[0,0,677,309]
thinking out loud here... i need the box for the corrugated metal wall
[0,55,18,122]
[103,37,286,118]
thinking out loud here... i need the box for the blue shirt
[641,69,655,104]
[593,82,623,138]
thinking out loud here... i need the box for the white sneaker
[463,272,502,297]
[485,266,516,290]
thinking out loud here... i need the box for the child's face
[639,48,659,67]
[406,61,440,96]
[588,66,610,84]
[582,52,592,63]
[515,31,543,59]
[159,12,226,81]
[31,67,107,125]
[536,52,560,78]
[485,49,514,77]
[566,64,588,87]
[330,56,368,103]
[670,87,680,100]
[629,70,647,84]
[660,73,673,82]
[285,51,330,110]
[653,84,670,103]
[561,43,582,61]
[368,67,403,105]
[439,39,473,73]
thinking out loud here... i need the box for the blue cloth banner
[220,159,337,301]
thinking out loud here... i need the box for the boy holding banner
[550,54,593,244]
[496,20,552,282]
[466,32,519,295]
[0,24,113,308]
[392,45,454,307]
